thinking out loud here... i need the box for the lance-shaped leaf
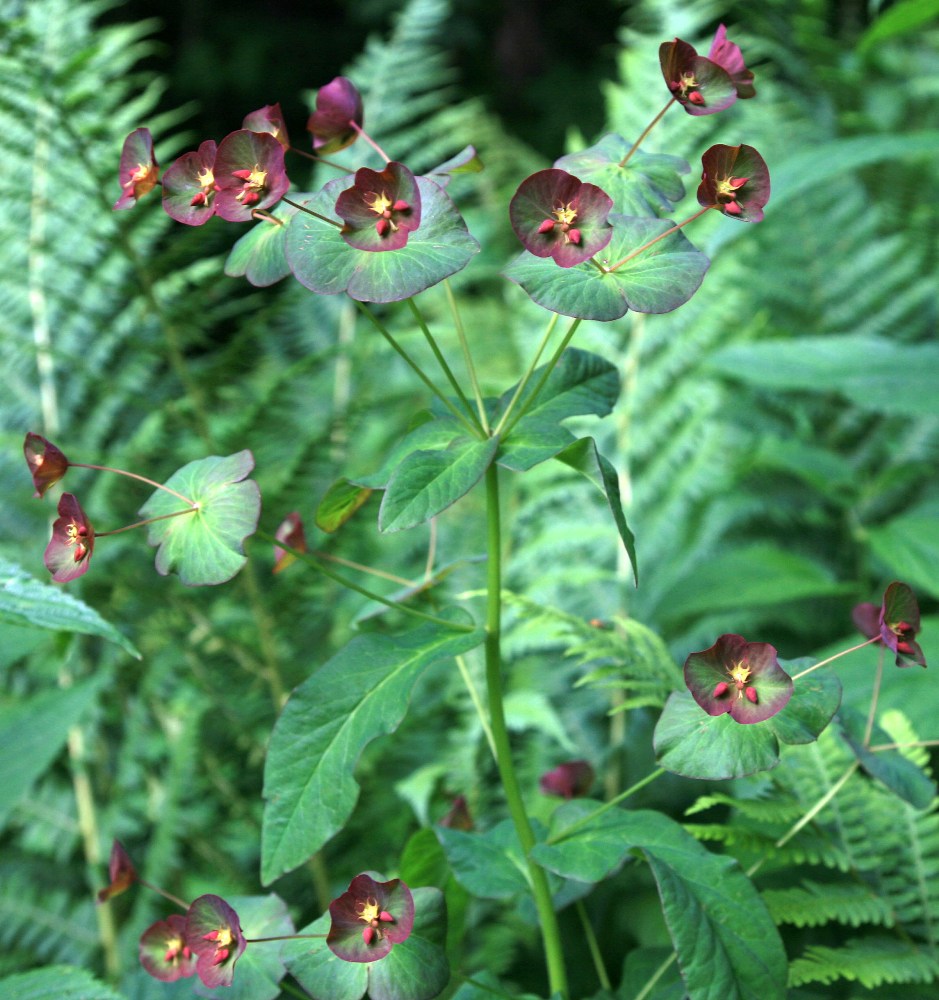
[503,213,709,321]
[140,451,261,587]
[535,809,788,1000]
[379,436,499,533]
[225,195,313,287]
[286,175,479,302]
[261,615,484,884]
[351,416,466,490]
[317,478,373,533]
[555,134,689,217]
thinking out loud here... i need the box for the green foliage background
[1,0,938,996]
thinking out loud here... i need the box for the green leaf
[496,348,621,472]
[0,557,139,658]
[539,810,787,1000]
[0,678,104,832]
[140,450,261,587]
[866,510,939,601]
[555,133,689,216]
[619,947,686,1000]
[261,616,484,883]
[653,690,783,779]
[858,0,939,53]
[707,334,939,418]
[836,705,936,809]
[224,195,309,287]
[768,665,841,746]
[503,214,709,321]
[0,966,126,1000]
[282,912,367,1000]
[436,819,531,900]
[286,176,479,302]
[352,416,465,490]
[199,894,293,1000]
[316,478,373,532]
[379,437,499,533]
[556,437,638,583]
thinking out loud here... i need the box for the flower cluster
[327,873,415,963]
[854,580,928,668]
[659,23,755,115]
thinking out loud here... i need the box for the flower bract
[140,914,198,982]
[273,511,307,574]
[509,168,613,268]
[438,794,474,830]
[335,162,422,252]
[307,76,364,153]
[243,102,290,149]
[539,760,595,799]
[184,894,247,988]
[44,493,94,583]
[114,127,159,210]
[96,839,137,902]
[214,130,290,223]
[659,38,737,116]
[855,581,927,668]
[327,873,415,963]
[697,144,770,222]
[162,140,219,226]
[24,432,69,498]
[707,24,756,99]
[684,633,793,724]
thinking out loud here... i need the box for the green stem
[406,297,482,432]
[444,279,490,433]
[355,302,479,436]
[791,636,881,681]
[863,645,886,745]
[96,506,198,537]
[491,312,559,438]
[138,878,190,912]
[456,653,497,759]
[70,462,196,507]
[607,206,712,273]
[483,466,569,998]
[257,532,476,633]
[500,317,580,439]
[546,768,666,845]
[634,952,677,1000]
[618,97,676,168]
[576,900,612,991]
[281,196,344,228]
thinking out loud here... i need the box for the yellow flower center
[365,191,393,216]
[356,896,381,924]
[198,166,216,192]
[729,661,751,686]
[552,202,578,226]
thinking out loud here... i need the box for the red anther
[567,228,582,245]
[379,910,393,922]
[231,169,253,180]
[538,218,556,235]
[897,640,913,654]
[713,681,730,698]
[212,948,230,965]
[376,218,390,237]
[895,620,913,635]
[688,90,705,104]
[392,200,410,212]
[164,947,178,962]
[240,190,260,207]
[729,176,749,188]
[73,542,88,562]
[190,192,207,207]
[362,925,374,945]
[723,200,742,215]
[745,686,759,704]
[203,930,220,941]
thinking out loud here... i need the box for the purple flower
[854,581,927,668]
[139,914,197,982]
[539,760,595,799]
[707,24,756,99]
[243,102,290,149]
[214,130,290,223]
[697,144,771,222]
[327,873,414,963]
[509,169,613,268]
[184,894,247,988]
[684,633,793,724]
[96,839,137,903]
[307,77,364,154]
[44,493,94,583]
[24,432,69,498]
[659,38,737,116]
[273,511,307,574]
[335,162,422,252]
[114,127,159,210]
[162,140,219,226]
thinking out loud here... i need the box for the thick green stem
[483,466,569,998]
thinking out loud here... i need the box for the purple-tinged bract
[44,493,94,583]
[684,633,793,724]
[243,102,290,149]
[114,127,159,210]
[140,914,198,982]
[881,581,926,668]
[659,38,737,116]
[97,839,137,902]
[307,76,364,154]
[162,140,218,226]
[214,130,290,223]
[327,873,415,963]
[438,794,474,830]
[539,760,595,799]
[184,893,247,988]
[509,169,613,268]
[698,144,770,222]
[335,162,422,252]
[707,24,756,99]
[273,511,307,574]
[24,432,69,498]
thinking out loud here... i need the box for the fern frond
[789,937,939,989]
[763,879,894,929]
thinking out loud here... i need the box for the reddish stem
[348,121,392,164]
[618,97,676,168]
[606,205,713,273]
[70,462,195,506]
[96,507,198,538]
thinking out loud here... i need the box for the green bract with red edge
[243,102,290,149]
[307,76,363,154]
[24,432,69,498]
[509,168,613,268]
[184,893,247,988]
[659,38,736,116]
[708,24,756,99]
[327,873,415,963]
[139,914,197,982]
[114,127,159,210]
[214,130,290,223]
[162,140,218,226]
[96,839,137,902]
[856,581,927,668]
[684,633,793,724]
[698,143,771,222]
[336,162,422,252]
[44,493,94,583]
[273,511,306,574]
